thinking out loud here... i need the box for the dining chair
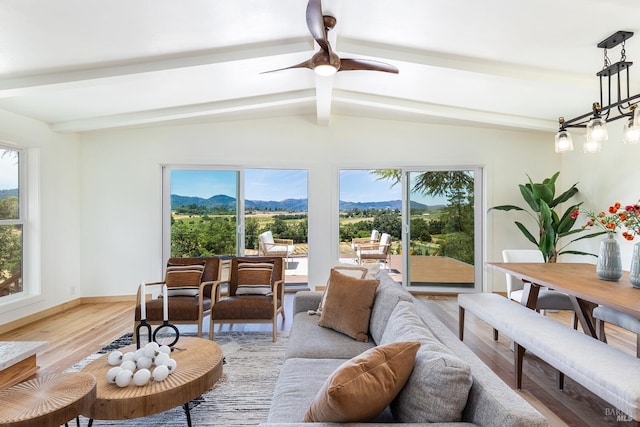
[502,249,577,329]
[593,306,640,358]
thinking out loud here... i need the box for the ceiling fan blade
[260,59,314,74]
[338,58,399,74]
[306,0,329,51]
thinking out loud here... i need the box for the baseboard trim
[0,299,82,335]
[0,295,135,335]
[80,295,136,304]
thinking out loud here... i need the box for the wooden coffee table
[0,372,96,427]
[81,337,223,426]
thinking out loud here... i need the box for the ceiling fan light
[554,130,574,153]
[586,117,608,142]
[314,64,337,77]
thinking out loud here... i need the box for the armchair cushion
[318,269,379,342]
[165,263,205,296]
[304,341,420,422]
[235,260,275,296]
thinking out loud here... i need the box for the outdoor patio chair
[502,249,577,329]
[351,229,380,251]
[210,256,286,342]
[258,230,294,263]
[355,232,391,269]
[133,256,222,341]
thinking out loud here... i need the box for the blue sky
[0,149,18,190]
[171,169,308,201]
[171,168,448,205]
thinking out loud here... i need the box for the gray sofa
[260,270,547,426]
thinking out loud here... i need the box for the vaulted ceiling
[0,0,638,133]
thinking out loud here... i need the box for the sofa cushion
[317,266,369,313]
[235,260,274,296]
[304,341,420,423]
[381,300,473,422]
[318,269,379,342]
[286,312,375,359]
[369,270,414,344]
[165,263,205,296]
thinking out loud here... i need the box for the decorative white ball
[152,364,169,382]
[107,351,123,366]
[154,352,170,366]
[133,368,151,386]
[143,342,160,358]
[121,351,136,362]
[106,366,122,383]
[136,355,153,370]
[133,348,145,361]
[115,369,133,387]
[158,345,171,355]
[120,360,136,372]
[165,358,177,374]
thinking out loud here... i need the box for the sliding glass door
[163,167,308,279]
[405,169,481,291]
[338,167,482,292]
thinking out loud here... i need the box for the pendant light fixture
[555,31,640,153]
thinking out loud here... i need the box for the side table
[0,372,96,427]
[0,341,48,389]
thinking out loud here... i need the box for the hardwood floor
[0,293,636,426]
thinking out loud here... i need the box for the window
[163,167,308,279]
[0,147,23,298]
[338,167,482,292]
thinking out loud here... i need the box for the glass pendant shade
[622,108,640,144]
[554,130,574,153]
[583,138,602,153]
[586,117,608,142]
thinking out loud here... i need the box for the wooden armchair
[356,232,391,269]
[133,257,222,341]
[210,256,285,342]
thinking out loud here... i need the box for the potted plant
[490,172,602,262]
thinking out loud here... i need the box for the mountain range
[171,194,432,211]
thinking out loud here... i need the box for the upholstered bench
[458,292,640,423]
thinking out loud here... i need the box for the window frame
[0,145,26,300]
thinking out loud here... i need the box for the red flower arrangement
[582,201,640,240]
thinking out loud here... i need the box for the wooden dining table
[488,262,640,338]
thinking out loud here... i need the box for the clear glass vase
[596,232,622,281]
[629,241,640,288]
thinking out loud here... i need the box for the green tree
[244,217,259,249]
[0,197,18,220]
[372,210,402,239]
[0,225,22,280]
[439,232,474,264]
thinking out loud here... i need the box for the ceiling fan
[263,0,399,76]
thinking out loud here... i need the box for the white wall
[76,115,556,299]
[0,111,564,326]
[0,110,81,325]
[560,124,640,268]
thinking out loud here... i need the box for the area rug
[68,331,287,426]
